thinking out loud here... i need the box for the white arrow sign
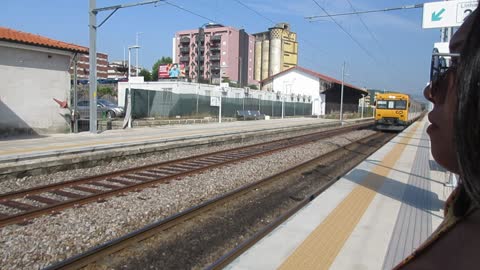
[423,0,477,29]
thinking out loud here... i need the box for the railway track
[44,130,394,270]
[0,122,372,227]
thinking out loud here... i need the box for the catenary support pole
[89,0,98,133]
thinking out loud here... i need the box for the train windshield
[377,100,407,109]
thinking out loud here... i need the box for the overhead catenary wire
[305,3,423,21]
[310,0,379,64]
[344,0,381,48]
[163,0,341,80]
[232,0,276,25]
[164,1,220,24]
[343,0,400,89]
[231,0,338,76]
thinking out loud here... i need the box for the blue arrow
[432,8,446,21]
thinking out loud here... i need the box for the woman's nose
[424,83,434,103]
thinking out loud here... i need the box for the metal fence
[131,89,312,119]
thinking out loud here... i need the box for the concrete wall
[0,43,73,135]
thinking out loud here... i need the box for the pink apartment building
[174,24,256,86]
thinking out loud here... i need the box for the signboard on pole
[423,0,477,29]
[210,96,220,107]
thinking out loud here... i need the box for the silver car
[76,99,124,119]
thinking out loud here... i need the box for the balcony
[179,56,190,62]
[211,65,220,71]
[180,47,190,53]
[210,46,220,52]
[180,36,190,43]
[211,35,221,42]
[210,55,221,61]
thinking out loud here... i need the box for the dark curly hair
[453,8,480,216]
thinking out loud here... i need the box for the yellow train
[374,93,423,131]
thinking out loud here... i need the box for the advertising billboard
[158,63,186,79]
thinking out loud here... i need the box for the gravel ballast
[0,129,375,269]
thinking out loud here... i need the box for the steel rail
[206,132,395,269]
[44,131,388,270]
[0,122,372,227]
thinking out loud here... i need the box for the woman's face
[424,69,459,173]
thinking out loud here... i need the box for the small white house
[261,66,367,116]
[260,66,331,116]
[0,27,88,135]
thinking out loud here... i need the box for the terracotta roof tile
[0,26,88,53]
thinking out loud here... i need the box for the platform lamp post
[124,45,140,129]
[339,61,346,125]
[135,32,143,76]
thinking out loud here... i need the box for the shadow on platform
[364,159,445,185]
[344,169,444,216]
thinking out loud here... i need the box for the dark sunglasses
[430,51,460,82]
[429,50,460,102]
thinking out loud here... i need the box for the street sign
[423,0,477,29]
[210,96,220,107]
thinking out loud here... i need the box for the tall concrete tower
[254,40,262,81]
[269,27,283,76]
[253,23,298,81]
[261,39,270,81]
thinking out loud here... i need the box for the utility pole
[361,94,365,119]
[73,53,78,133]
[136,32,143,76]
[89,0,98,134]
[340,61,345,125]
[123,45,140,129]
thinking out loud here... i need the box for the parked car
[76,99,124,119]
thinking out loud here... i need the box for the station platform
[0,117,359,176]
[226,116,454,270]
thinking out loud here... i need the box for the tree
[97,86,113,97]
[152,56,173,81]
[139,69,152,81]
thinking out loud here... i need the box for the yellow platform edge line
[278,122,421,270]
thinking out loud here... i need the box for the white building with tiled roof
[260,66,368,115]
[0,27,88,135]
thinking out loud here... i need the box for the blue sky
[3,0,442,97]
